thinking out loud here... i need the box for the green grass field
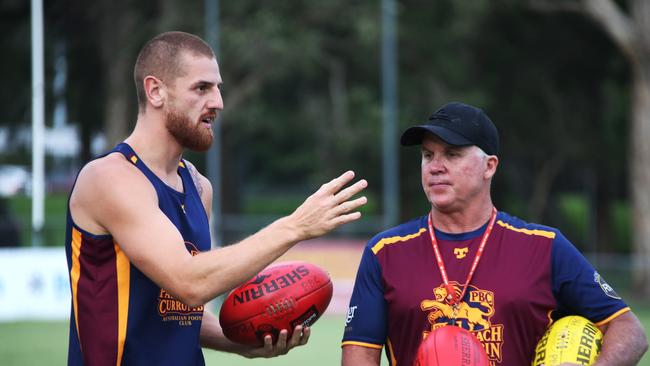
[1,306,649,366]
[0,315,372,366]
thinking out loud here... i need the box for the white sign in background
[0,247,70,321]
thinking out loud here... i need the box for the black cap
[400,102,499,156]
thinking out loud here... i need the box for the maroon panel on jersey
[76,232,120,366]
[375,217,556,365]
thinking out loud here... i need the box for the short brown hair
[134,31,215,110]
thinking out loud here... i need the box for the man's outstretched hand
[288,170,368,241]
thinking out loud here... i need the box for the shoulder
[75,153,153,195]
[496,211,581,261]
[366,216,428,255]
[494,211,559,240]
[70,153,158,232]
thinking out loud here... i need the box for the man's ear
[144,76,165,108]
[485,155,499,180]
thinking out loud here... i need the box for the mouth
[200,114,216,127]
[428,181,451,188]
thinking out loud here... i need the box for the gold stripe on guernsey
[114,242,131,366]
[545,310,553,328]
[130,155,138,164]
[371,228,427,255]
[341,341,383,349]
[595,307,630,327]
[386,338,397,366]
[496,220,556,239]
[178,161,186,168]
[70,228,83,349]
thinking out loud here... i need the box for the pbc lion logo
[421,283,504,364]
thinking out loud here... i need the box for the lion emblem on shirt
[420,283,494,331]
[420,283,504,363]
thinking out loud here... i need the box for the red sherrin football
[414,326,490,366]
[219,261,333,346]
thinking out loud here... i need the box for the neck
[124,112,184,176]
[430,199,495,233]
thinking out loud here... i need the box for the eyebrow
[192,80,213,87]
[191,80,223,88]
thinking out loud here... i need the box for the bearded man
[65,31,368,366]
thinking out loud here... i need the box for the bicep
[83,166,192,296]
[106,194,189,282]
[596,311,648,365]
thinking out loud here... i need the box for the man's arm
[70,154,367,306]
[557,311,647,366]
[592,311,647,366]
[342,345,382,366]
[189,162,311,357]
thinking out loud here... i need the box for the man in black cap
[341,102,647,365]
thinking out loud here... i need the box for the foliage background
[0,0,633,251]
[1,0,648,364]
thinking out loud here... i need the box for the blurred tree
[530,0,650,298]
[470,2,628,251]
[3,0,643,260]
[216,1,383,223]
[0,1,30,131]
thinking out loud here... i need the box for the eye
[447,149,461,158]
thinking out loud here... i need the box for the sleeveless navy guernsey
[65,143,211,366]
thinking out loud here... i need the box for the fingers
[333,212,363,226]
[275,329,289,353]
[290,170,368,240]
[336,196,368,216]
[300,326,310,346]
[253,327,310,359]
[287,325,309,347]
[320,170,356,195]
[333,178,368,203]
[263,334,274,355]
[287,325,303,348]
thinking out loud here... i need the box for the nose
[423,155,445,175]
[208,88,224,111]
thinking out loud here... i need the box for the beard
[165,107,214,152]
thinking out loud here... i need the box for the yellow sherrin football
[532,315,603,366]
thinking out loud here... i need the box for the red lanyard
[427,207,497,306]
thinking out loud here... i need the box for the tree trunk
[630,61,650,297]
[99,2,139,147]
[103,61,133,146]
[530,0,650,298]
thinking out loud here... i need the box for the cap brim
[400,125,473,147]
